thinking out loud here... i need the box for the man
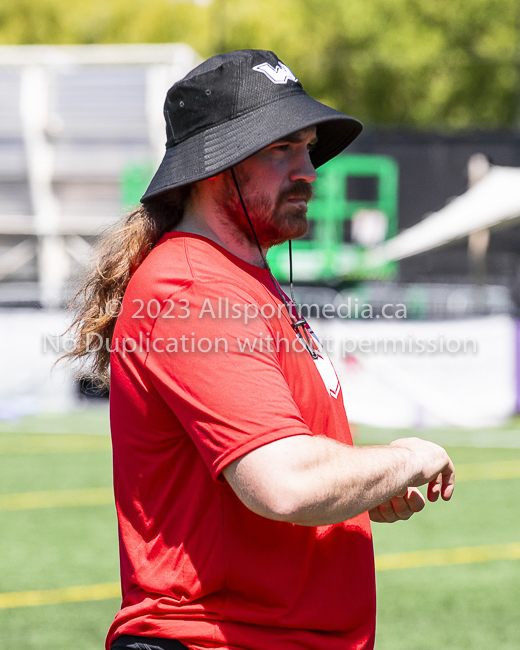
[97,50,455,650]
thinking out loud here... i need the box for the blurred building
[0,44,518,424]
[1,45,519,314]
[0,43,200,308]
[350,130,520,314]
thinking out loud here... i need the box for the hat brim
[141,92,362,202]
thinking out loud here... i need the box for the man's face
[215,126,318,247]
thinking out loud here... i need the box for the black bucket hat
[141,49,363,202]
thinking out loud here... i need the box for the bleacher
[0,44,200,306]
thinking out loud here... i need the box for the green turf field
[0,407,519,649]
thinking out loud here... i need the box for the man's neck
[172,182,269,268]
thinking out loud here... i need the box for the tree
[0,0,518,129]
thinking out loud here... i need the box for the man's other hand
[369,487,425,523]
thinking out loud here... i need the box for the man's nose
[290,149,317,183]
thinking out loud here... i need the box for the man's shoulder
[128,232,273,305]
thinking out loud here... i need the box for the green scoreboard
[267,154,399,283]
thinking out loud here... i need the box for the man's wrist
[387,442,420,492]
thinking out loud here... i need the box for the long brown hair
[62,185,192,386]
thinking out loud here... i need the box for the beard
[215,171,314,248]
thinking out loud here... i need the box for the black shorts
[111,636,188,650]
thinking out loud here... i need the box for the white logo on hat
[252,61,298,85]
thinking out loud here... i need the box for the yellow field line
[1,460,520,512]
[375,542,520,571]
[0,582,121,609]
[2,433,520,485]
[0,435,110,455]
[1,541,519,609]
[456,459,520,482]
[0,487,113,511]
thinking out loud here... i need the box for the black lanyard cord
[230,168,318,360]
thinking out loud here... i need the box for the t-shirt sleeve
[145,282,312,480]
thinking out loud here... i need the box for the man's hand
[369,487,425,523]
[389,437,455,502]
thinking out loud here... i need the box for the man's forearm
[224,434,455,526]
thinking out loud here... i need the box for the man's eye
[272,143,289,151]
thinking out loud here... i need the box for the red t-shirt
[107,232,375,650]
